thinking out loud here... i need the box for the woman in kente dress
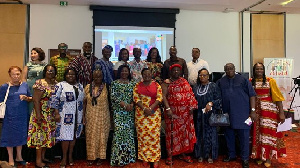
[161,64,197,165]
[22,47,47,114]
[250,63,286,168]
[27,64,57,168]
[84,69,110,166]
[110,65,136,166]
[133,68,162,168]
[50,68,84,168]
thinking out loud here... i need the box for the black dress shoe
[223,156,237,162]
[242,160,249,168]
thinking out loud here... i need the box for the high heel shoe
[15,160,27,165]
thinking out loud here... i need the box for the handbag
[0,84,10,118]
[209,108,230,126]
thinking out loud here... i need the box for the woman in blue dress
[193,68,222,163]
[0,66,32,167]
[50,68,84,168]
[22,47,46,114]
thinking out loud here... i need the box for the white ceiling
[2,0,300,13]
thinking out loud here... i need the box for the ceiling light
[281,0,294,6]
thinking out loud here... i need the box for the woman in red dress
[161,64,197,165]
[250,62,286,168]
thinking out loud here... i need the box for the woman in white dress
[50,68,84,168]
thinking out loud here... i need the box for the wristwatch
[251,108,255,112]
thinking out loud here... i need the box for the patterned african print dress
[146,62,163,84]
[27,79,57,149]
[133,81,162,162]
[84,83,110,160]
[251,77,286,161]
[50,81,84,141]
[110,80,136,166]
[164,77,197,156]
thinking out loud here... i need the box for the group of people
[0,42,287,168]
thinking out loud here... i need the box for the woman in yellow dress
[83,69,110,166]
[133,68,163,168]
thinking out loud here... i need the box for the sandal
[87,160,94,166]
[60,163,66,168]
[179,155,193,163]
[198,157,203,163]
[142,161,148,167]
[69,158,74,166]
[264,162,271,167]
[256,160,263,165]
[96,159,102,166]
[208,158,213,163]
[8,163,17,168]
[165,157,174,165]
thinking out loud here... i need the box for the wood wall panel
[0,4,27,84]
[252,14,285,64]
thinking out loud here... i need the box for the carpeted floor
[19,126,300,168]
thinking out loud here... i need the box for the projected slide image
[95,26,174,62]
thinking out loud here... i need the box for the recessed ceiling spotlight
[281,0,294,6]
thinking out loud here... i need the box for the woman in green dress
[110,65,136,166]
[22,47,47,114]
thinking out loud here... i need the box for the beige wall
[29,5,92,63]
[252,14,285,64]
[25,5,300,77]
[0,4,27,84]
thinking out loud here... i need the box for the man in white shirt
[187,48,210,87]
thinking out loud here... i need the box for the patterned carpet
[13,126,298,168]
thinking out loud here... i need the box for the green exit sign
[60,1,68,6]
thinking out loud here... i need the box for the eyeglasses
[199,74,208,77]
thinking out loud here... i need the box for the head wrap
[103,45,113,52]
[169,64,182,71]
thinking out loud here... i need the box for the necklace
[197,83,210,96]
